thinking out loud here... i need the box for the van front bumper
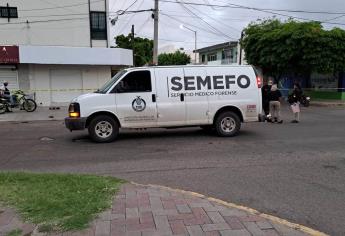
[65,117,87,131]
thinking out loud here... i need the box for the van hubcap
[220,117,236,133]
[95,121,113,138]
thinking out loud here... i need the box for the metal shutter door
[0,69,19,90]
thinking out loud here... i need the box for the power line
[136,33,225,44]
[136,14,152,34]
[159,0,345,26]
[0,9,153,26]
[19,0,104,11]
[182,1,241,33]
[160,13,229,39]
[0,17,89,26]
[177,0,237,39]
[159,0,345,15]
[118,0,144,34]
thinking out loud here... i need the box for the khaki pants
[269,101,281,121]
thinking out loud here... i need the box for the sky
[109,0,345,52]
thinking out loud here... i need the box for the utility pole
[194,30,197,64]
[153,0,159,65]
[131,24,135,66]
[239,30,244,65]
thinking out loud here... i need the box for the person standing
[289,83,302,123]
[0,81,15,106]
[269,84,283,124]
[261,79,272,119]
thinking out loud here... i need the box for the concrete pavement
[0,106,344,235]
[0,106,66,122]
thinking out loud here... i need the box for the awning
[19,45,133,66]
[0,46,19,64]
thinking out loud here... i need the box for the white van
[65,65,263,142]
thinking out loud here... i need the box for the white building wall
[0,0,108,47]
[28,64,111,106]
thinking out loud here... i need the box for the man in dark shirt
[269,84,283,123]
[261,80,272,116]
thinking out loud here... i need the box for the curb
[310,102,345,107]
[131,182,329,236]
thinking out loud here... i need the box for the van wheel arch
[213,106,244,124]
[86,112,121,128]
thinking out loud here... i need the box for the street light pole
[180,24,197,64]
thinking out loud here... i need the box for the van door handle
[152,94,156,102]
[180,93,184,102]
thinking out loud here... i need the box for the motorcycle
[0,90,37,114]
[288,93,310,108]
[300,94,311,107]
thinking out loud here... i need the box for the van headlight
[68,103,80,118]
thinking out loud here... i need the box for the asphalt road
[0,106,344,235]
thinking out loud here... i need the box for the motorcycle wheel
[304,100,310,107]
[0,104,6,114]
[23,99,37,112]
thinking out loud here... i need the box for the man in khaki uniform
[269,84,283,123]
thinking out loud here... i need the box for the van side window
[113,70,152,93]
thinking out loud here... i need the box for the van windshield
[96,70,127,94]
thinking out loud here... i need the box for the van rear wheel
[88,115,119,143]
[215,111,241,137]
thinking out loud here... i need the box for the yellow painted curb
[130,182,329,236]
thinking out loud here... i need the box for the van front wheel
[215,111,241,137]
[88,115,119,143]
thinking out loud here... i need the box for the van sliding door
[182,67,210,125]
[154,68,187,126]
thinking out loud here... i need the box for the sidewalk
[310,99,345,107]
[0,183,326,236]
[0,106,67,122]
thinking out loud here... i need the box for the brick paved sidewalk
[0,183,323,236]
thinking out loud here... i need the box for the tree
[158,51,191,65]
[240,19,345,81]
[115,34,153,66]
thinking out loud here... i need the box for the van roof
[126,65,253,71]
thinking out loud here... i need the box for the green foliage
[241,19,345,77]
[0,172,124,232]
[115,34,153,66]
[6,229,22,236]
[158,50,191,65]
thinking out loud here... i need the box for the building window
[222,49,231,60]
[201,54,205,63]
[90,11,107,40]
[0,6,18,18]
[207,54,217,62]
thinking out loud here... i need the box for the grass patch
[6,229,22,236]
[0,172,124,232]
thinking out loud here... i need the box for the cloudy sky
[109,0,345,52]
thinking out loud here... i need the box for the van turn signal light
[69,112,80,118]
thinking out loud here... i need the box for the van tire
[215,111,241,137]
[88,115,119,143]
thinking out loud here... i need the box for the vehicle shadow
[69,127,257,144]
